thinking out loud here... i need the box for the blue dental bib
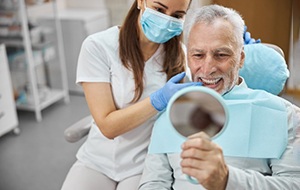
[148,85,288,159]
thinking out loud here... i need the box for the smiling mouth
[199,77,222,86]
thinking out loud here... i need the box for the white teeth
[201,78,221,84]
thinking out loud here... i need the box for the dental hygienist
[61,0,201,189]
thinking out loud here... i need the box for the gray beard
[221,76,240,96]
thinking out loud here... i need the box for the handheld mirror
[167,86,229,184]
[168,86,228,139]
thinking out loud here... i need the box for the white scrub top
[76,26,167,181]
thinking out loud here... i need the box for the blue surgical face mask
[140,3,184,44]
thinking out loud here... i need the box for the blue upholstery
[240,44,289,95]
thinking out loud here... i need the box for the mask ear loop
[137,0,145,10]
[143,0,148,10]
[139,0,147,15]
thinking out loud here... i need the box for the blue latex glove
[243,25,261,44]
[150,72,202,111]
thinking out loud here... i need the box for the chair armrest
[64,115,93,143]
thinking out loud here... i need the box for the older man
[139,4,300,190]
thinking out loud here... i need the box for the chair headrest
[239,44,289,95]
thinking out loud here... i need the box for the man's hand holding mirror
[167,86,229,186]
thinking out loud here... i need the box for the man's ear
[239,47,245,69]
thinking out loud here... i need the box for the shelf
[0,27,54,49]
[16,88,66,111]
[7,45,56,70]
[0,8,18,13]
[0,36,23,46]
[0,38,53,49]
[0,0,70,122]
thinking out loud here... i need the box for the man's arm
[139,153,174,190]
[226,165,300,190]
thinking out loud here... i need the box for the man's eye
[193,54,203,58]
[216,54,228,58]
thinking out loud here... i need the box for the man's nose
[201,56,217,75]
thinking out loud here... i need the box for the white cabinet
[40,9,110,94]
[0,0,70,121]
[0,44,19,137]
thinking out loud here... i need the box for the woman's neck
[140,39,160,61]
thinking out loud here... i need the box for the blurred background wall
[57,0,299,95]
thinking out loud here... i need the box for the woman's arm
[82,82,157,139]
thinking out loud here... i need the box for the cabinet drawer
[0,44,18,136]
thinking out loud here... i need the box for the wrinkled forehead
[188,19,238,50]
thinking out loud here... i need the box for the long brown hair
[119,1,186,103]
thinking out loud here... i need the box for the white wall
[61,0,212,26]
[106,0,131,26]
[64,0,107,9]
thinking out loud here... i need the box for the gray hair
[184,4,245,47]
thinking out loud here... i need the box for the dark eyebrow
[176,10,187,14]
[153,1,168,9]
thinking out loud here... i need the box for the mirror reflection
[169,89,227,138]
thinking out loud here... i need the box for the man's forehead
[195,18,232,29]
[192,20,234,38]
[188,22,236,52]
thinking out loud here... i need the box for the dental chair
[64,43,289,143]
